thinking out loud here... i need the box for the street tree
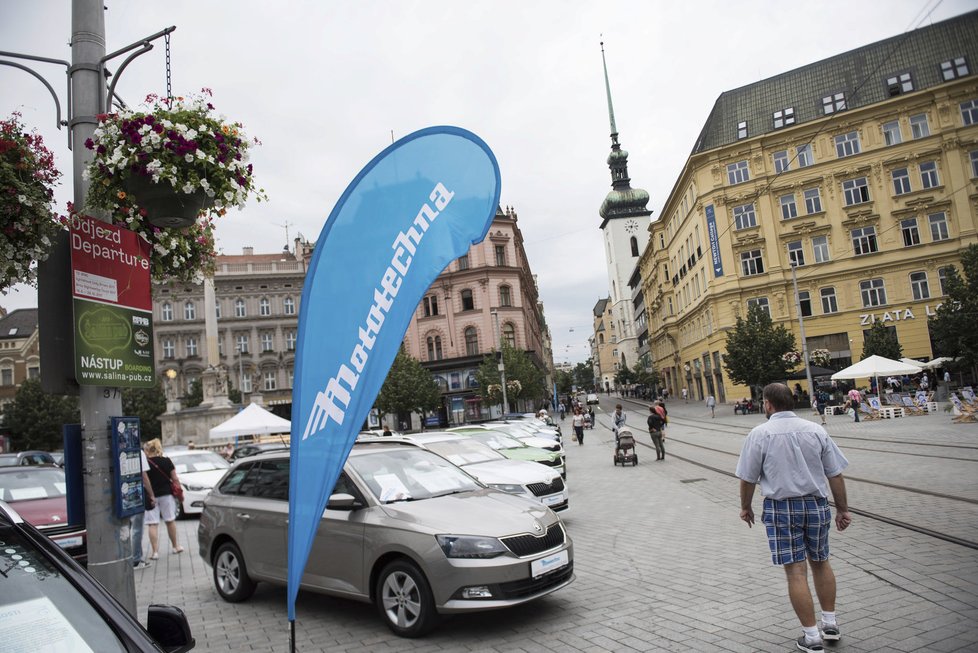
[183,378,203,408]
[722,303,797,396]
[122,381,167,442]
[615,361,634,387]
[375,349,441,428]
[1,378,80,451]
[929,244,978,375]
[476,343,546,410]
[861,318,903,360]
[572,360,594,391]
[555,368,574,395]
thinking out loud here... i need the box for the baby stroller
[613,428,638,466]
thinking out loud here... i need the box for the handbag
[148,456,184,503]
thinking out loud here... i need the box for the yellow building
[642,11,978,403]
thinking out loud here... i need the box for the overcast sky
[2,0,974,364]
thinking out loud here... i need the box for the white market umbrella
[831,355,928,395]
[899,358,925,369]
[208,403,291,441]
[923,356,956,370]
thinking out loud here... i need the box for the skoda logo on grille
[533,522,543,534]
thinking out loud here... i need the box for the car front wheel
[375,559,437,637]
[213,541,256,602]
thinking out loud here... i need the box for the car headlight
[436,535,507,559]
[487,483,526,494]
[183,483,209,492]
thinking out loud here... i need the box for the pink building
[402,206,552,426]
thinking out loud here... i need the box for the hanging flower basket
[0,113,66,292]
[809,348,832,368]
[82,89,267,282]
[781,350,802,366]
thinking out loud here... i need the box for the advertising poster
[69,215,155,387]
[110,417,145,519]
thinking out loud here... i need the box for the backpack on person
[647,412,664,432]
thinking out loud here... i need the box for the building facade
[642,11,978,402]
[0,309,41,441]
[402,206,553,425]
[590,297,617,392]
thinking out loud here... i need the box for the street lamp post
[790,261,815,402]
[491,310,509,415]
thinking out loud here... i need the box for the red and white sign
[69,215,152,310]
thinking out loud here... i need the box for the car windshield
[424,439,504,466]
[0,522,128,651]
[348,448,482,503]
[0,468,67,502]
[171,452,230,474]
[463,431,526,451]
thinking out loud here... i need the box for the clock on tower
[625,219,639,233]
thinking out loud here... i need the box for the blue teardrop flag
[287,127,500,620]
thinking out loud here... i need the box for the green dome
[600,187,651,220]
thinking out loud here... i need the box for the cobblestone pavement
[135,398,978,652]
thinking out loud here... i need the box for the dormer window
[737,121,748,139]
[773,107,795,129]
[941,57,969,80]
[885,72,913,96]
[822,92,846,114]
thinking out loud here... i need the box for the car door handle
[235,513,252,520]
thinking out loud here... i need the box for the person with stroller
[571,406,586,445]
[647,405,666,460]
[612,404,626,443]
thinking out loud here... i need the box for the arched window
[283,296,296,315]
[235,298,246,317]
[599,333,605,344]
[259,297,271,316]
[183,301,196,320]
[499,285,512,307]
[630,236,639,257]
[502,322,516,348]
[460,289,474,311]
[464,327,479,356]
[161,302,173,321]
[426,335,443,361]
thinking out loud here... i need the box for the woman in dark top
[143,438,183,558]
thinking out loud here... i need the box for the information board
[110,417,146,519]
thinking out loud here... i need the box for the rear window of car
[0,468,67,502]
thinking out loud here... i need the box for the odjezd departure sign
[70,214,155,387]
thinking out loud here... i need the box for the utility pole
[790,261,814,403]
[71,0,134,613]
[491,310,509,415]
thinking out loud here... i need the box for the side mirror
[147,604,195,653]
[327,493,358,510]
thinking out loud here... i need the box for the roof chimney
[242,246,254,256]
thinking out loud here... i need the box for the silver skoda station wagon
[198,440,574,637]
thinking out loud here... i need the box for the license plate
[530,550,569,578]
[54,535,83,549]
[542,494,564,506]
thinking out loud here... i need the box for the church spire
[598,40,651,225]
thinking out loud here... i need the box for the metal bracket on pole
[0,51,70,139]
[99,26,176,113]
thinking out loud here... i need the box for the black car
[0,500,195,652]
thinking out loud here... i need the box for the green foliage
[614,361,634,386]
[184,378,203,408]
[572,360,594,390]
[1,379,80,451]
[122,381,167,442]
[633,366,660,389]
[861,319,903,360]
[722,304,797,393]
[555,369,573,395]
[929,244,978,373]
[476,343,546,406]
[375,350,441,420]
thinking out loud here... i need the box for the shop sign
[859,303,943,325]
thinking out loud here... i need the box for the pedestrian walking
[144,438,185,558]
[647,405,666,460]
[587,405,595,429]
[736,383,852,653]
[132,449,155,570]
[706,394,716,418]
[682,387,689,403]
[814,390,828,425]
[571,407,585,445]
[558,401,566,420]
[612,403,626,443]
[847,387,862,422]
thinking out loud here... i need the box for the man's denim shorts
[761,496,831,565]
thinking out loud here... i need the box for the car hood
[178,469,227,487]
[379,487,554,536]
[519,436,563,451]
[462,459,560,486]
[10,496,68,528]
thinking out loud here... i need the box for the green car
[448,427,566,479]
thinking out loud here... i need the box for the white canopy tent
[208,403,292,441]
[831,355,927,395]
[899,358,926,369]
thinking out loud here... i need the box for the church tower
[597,41,651,378]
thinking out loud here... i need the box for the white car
[167,449,230,517]
[586,393,600,405]
[480,423,565,459]
[370,433,568,512]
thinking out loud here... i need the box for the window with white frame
[726,160,750,184]
[499,284,512,307]
[241,374,252,393]
[892,168,912,195]
[464,327,479,356]
[779,194,798,220]
[804,187,822,214]
[909,113,930,139]
[920,161,939,189]
[162,338,175,359]
[787,241,805,267]
[901,218,920,247]
[971,150,978,178]
[938,267,951,295]
[283,296,295,315]
[214,302,221,319]
[502,322,516,349]
[773,149,790,173]
[860,278,887,307]
[161,303,173,321]
[834,131,861,157]
[961,99,978,126]
[737,121,748,139]
[886,72,913,96]
[186,336,198,357]
[259,298,270,316]
[746,297,770,317]
[423,295,439,317]
[798,290,813,317]
[822,92,846,114]
[287,367,294,388]
[842,177,870,205]
[929,212,949,241]
[235,334,249,354]
[796,144,814,168]
[261,332,273,352]
[234,299,246,317]
[820,287,838,314]
[773,107,795,129]
[882,120,902,146]
[733,203,757,230]
[851,226,878,255]
[263,371,276,391]
[740,249,764,276]
[1,368,13,386]
[941,57,970,81]
[812,236,830,263]
[286,330,296,351]
[457,254,469,270]
[910,271,930,300]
